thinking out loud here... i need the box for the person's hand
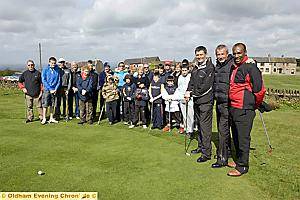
[65,90,68,95]
[82,89,87,95]
[50,90,56,94]
[72,87,78,92]
[38,92,43,99]
[127,97,132,101]
[22,88,27,94]
[149,98,154,103]
[184,91,190,101]
[167,98,172,102]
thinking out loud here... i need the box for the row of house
[82,55,298,75]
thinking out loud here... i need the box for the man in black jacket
[185,46,214,163]
[211,44,234,168]
[88,60,99,122]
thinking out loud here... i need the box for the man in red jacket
[227,43,265,177]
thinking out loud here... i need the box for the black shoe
[197,156,211,163]
[25,119,32,123]
[211,161,227,168]
[191,148,202,154]
[78,121,85,125]
[89,120,93,125]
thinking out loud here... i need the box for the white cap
[58,58,66,63]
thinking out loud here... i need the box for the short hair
[215,44,229,54]
[49,57,56,62]
[87,60,93,64]
[81,66,89,71]
[27,59,35,64]
[195,46,207,54]
[233,42,247,52]
[158,63,164,69]
[118,62,125,67]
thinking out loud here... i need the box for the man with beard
[211,44,234,168]
[185,46,214,163]
[227,43,265,176]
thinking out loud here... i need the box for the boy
[102,75,119,125]
[162,75,181,132]
[149,72,163,129]
[129,81,149,129]
[41,57,61,125]
[174,60,194,136]
[77,66,94,125]
[122,74,136,125]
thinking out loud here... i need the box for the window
[274,63,277,66]
[278,68,283,73]
[291,69,295,75]
[261,63,265,66]
[273,68,277,73]
[260,68,264,72]
[265,68,270,73]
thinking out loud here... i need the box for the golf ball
[37,170,43,175]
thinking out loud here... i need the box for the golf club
[184,100,192,156]
[148,102,154,132]
[65,91,69,122]
[258,111,273,154]
[24,93,28,122]
[168,99,171,132]
[98,100,105,125]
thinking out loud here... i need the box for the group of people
[18,42,266,177]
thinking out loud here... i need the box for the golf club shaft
[259,112,272,149]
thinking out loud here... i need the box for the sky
[0,0,299,67]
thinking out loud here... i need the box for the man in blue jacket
[41,57,61,124]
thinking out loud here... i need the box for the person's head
[138,66,144,76]
[81,66,90,76]
[164,61,171,71]
[153,65,159,74]
[175,62,181,73]
[158,63,164,74]
[48,57,57,68]
[215,44,229,63]
[171,63,175,72]
[118,62,125,71]
[87,60,93,70]
[195,46,207,63]
[71,62,78,72]
[166,75,174,86]
[58,58,66,68]
[232,43,247,64]
[26,60,35,71]
[104,62,111,73]
[143,64,149,73]
[181,60,189,77]
[124,74,132,84]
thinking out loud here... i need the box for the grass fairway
[263,75,300,90]
[0,90,299,200]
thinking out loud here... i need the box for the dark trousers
[165,111,181,128]
[194,101,213,158]
[123,101,135,123]
[216,102,231,164]
[68,90,78,117]
[229,107,255,174]
[152,103,163,128]
[92,90,99,120]
[106,100,118,123]
[79,99,93,123]
[134,105,146,125]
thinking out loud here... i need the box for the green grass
[263,75,300,90]
[0,90,299,200]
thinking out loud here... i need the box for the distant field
[263,75,300,90]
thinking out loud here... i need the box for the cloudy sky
[0,0,299,66]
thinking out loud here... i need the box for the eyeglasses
[27,64,34,66]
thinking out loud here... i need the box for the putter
[24,93,28,122]
[184,100,192,156]
[148,102,154,132]
[258,111,273,154]
[168,99,171,132]
[97,101,105,125]
[65,92,69,122]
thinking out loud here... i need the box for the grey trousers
[179,100,194,133]
[25,94,42,121]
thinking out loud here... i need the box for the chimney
[268,54,271,62]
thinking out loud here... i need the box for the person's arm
[249,64,266,108]
[149,84,153,99]
[41,69,50,91]
[67,69,72,91]
[161,84,169,100]
[142,89,149,101]
[54,69,61,92]
[18,72,26,91]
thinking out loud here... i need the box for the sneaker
[76,116,80,120]
[162,126,170,132]
[25,119,32,123]
[49,118,59,123]
[109,122,113,125]
[142,125,147,129]
[123,122,129,125]
[178,127,185,134]
[78,121,85,125]
[69,117,72,120]
[41,118,47,125]
[129,125,135,129]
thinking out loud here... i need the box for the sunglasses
[27,64,34,66]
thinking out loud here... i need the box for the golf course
[0,75,299,200]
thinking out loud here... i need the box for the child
[174,60,194,136]
[76,66,93,125]
[149,72,163,129]
[129,81,149,129]
[102,75,120,125]
[122,74,136,125]
[161,75,181,132]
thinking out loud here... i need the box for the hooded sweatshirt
[42,64,61,91]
